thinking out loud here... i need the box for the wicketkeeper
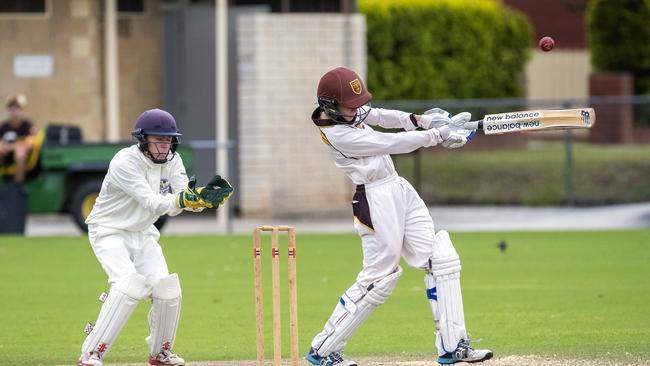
[305,67,493,365]
[77,109,233,366]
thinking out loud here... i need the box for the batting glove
[441,112,476,148]
[419,108,453,129]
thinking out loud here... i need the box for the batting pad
[82,273,148,355]
[426,230,467,354]
[147,273,182,356]
[316,266,403,356]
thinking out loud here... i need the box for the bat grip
[463,120,483,131]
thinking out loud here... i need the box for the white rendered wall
[237,13,367,217]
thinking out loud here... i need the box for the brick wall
[0,0,104,140]
[504,0,588,49]
[237,13,365,218]
[589,73,634,143]
[0,0,163,142]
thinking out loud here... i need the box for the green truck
[0,124,192,232]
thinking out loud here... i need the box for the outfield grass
[1,230,649,365]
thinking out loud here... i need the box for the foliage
[359,0,533,100]
[587,0,650,94]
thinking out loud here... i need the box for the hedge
[587,0,650,94]
[359,0,533,100]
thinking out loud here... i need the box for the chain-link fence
[378,95,650,206]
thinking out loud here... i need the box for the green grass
[394,142,650,205]
[1,230,649,365]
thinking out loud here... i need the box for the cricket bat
[465,108,595,135]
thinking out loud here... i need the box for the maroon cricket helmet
[317,67,373,109]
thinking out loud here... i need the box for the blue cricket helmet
[131,108,182,163]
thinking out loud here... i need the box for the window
[0,0,48,16]
[118,0,145,13]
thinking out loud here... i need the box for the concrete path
[24,202,650,236]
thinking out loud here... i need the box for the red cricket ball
[539,36,554,52]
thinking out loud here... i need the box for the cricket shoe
[306,347,357,366]
[77,352,103,366]
[437,339,493,364]
[149,347,185,366]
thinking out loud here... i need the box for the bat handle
[463,120,483,131]
[466,130,477,142]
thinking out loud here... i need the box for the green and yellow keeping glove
[196,175,234,209]
[176,176,211,210]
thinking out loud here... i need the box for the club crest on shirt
[160,178,171,194]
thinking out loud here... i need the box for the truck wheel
[70,179,103,232]
[69,179,168,232]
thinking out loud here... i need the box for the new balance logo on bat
[484,111,541,122]
[581,110,590,126]
[485,120,542,132]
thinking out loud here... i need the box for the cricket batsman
[306,67,493,365]
[77,109,233,366]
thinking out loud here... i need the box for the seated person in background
[0,94,37,183]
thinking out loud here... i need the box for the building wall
[116,0,163,137]
[0,0,163,142]
[504,0,588,48]
[0,0,103,140]
[237,13,366,217]
[525,49,591,99]
[503,0,592,99]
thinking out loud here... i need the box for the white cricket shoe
[148,347,185,366]
[77,352,103,366]
[437,339,493,364]
[306,347,357,366]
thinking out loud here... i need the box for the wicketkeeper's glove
[176,176,212,210]
[196,175,234,209]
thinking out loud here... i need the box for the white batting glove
[442,113,475,148]
[442,131,468,148]
[419,108,452,129]
[450,112,472,128]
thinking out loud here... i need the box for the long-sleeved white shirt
[313,107,445,185]
[86,145,189,231]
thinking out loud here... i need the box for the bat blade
[478,108,595,135]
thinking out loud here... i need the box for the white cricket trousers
[353,173,435,284]
[88,224,170,288]
[311,173,436,350]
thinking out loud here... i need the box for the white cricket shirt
[313,107,444,185]
[86,145,188,231]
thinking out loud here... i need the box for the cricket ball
[539,36,554,52]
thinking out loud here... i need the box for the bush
[359,0,532,100]
[587,0,650,94]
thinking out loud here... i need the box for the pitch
[1,230,649,365]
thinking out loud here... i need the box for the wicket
[253,225,299,366]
